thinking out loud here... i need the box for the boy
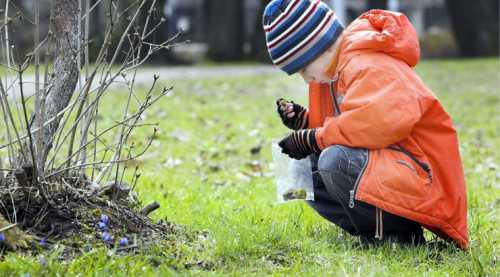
[263,0,468,248]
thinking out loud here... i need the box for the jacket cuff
[315,127,327,150]
[303,110,309,129]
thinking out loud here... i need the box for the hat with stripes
[263,0,344,75]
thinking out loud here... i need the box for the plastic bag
[271,143,314,203]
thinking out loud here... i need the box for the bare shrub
[0,0,181,253]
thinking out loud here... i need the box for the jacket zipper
[329,77,341,116]
[349,150,369,208]
[328,77,369,209]
[388,145,433,183]
[327,76,361,234]
[375,208,384,240]
[328,178,361,235]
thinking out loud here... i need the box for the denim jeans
[307,145,424,244]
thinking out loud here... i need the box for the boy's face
[298,59,331,84]
[298,43,337,84]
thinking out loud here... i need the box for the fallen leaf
[163,157,183,168]
[246,160,263,173]
[250,145,262,155]
[248,129,259,137]
[236,173,251,183]
[208,163,222,172]
[170,129,191,142]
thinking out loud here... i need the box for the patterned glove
[276,98,308,130]
[278,129,321,160]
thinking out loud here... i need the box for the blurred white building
[325,0,448,35]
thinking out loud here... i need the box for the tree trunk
[446,0,499,57]
[367,0,387,10]
[34,0,80,171]
[205,0,245,61]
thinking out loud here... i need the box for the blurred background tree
[155,0,500,61]
[204,0,245,61]
[445,0,499,57]
[1,0,498,63]
[367,0,387,9]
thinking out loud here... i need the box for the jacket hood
[339,10,420,67]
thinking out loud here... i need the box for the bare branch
[18,68,51,203]
[34,0,43,175]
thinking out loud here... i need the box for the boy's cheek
[299,72,312,84]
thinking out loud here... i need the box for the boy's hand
[278,129,321,160]
[276,98,308,130]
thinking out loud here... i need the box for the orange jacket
[307,10,468,248]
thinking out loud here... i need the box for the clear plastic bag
[271,143,314,203]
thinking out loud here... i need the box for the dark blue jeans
[307,145,424,244]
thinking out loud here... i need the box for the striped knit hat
[263,0,344,75]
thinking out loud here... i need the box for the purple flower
[98,221,107,230]
[119,237,128,247]
[40,238,47,247]
[100,214,109,224]
[0,233,5,242]
[102,232,112,243]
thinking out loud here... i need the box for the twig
[81,0,105,20]
[80,0,91,169]
[0,223,17,232]
[57,90,168,174]
[3,0,25,135]
[0,89,80,152]
[34,0,42,175]
[0,87,15,167]
[46,136,155,179]
[17,68,49,203]
[140,201,160,216]
[66,71,96,171]
[113,47,142,184]
[96,78,165,183]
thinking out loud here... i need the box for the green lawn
[1,58,499,276]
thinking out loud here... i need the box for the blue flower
[119,237,128,247]
[40,238,47,247]
[98,221,107,230]
[100,214,109,224]
[102,232,112,243]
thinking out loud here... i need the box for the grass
[0,58,499,276]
